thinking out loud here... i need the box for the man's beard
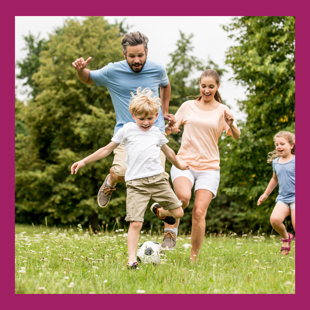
[127,57,147,73]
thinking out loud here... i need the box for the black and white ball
[137,241,161,264]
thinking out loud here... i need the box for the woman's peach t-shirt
[175,100,232,171]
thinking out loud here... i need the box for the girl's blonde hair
[267,131,295,163]
[129,87,161,116]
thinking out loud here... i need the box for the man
[72,31,177,249]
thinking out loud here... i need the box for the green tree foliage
[16,34,49,98]
[219,16,295,231]
[15,17,127,230]
[16,18,294,234]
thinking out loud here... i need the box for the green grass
[15,224,295,294]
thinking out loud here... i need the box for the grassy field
[15,224,295,294]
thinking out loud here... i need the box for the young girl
[257,131,295,255]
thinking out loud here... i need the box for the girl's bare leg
[270,203,291,254]
[127,221,143,262]
[190,189,213,261]
[291,209,295,231]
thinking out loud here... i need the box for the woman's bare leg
[190,189,213,261]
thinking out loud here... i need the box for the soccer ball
[137,241,161,264]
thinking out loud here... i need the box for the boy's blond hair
[129,87,161,116]
[267,131,295,163]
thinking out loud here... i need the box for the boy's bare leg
[127,221,143,262]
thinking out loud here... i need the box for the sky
[15,16,247,120]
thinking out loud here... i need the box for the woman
[162,69,240,261]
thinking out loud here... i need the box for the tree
[219,16,295,232]
[16,33,49,99]
[15,17,127,230]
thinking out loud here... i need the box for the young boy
[71,87,189,269]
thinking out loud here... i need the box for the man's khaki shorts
[125,173,182,222]
[112,142,170,181]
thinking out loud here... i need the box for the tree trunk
[89,212,100,233]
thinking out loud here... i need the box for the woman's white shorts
[171,165,220,198]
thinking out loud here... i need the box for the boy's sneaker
[127,261,139,269]
[97,174,116,208]
[150,203,176,225]
[161,230,177,250]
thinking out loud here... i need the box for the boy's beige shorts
[125,173,182,222]
[111,143,170,181]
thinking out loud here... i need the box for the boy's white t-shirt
[111,122,169,181]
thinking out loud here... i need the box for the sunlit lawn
[15,224,295,294]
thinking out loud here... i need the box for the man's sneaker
[150,203,176,225]
[97,174,116,208]
[161,230,177,250]
[127,261,139,269]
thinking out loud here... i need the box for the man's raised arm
[72,57,95,85]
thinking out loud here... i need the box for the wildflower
[92,266,99,269]
[137,290,146,294]
[254,259,259,263]
[89,292,95,294]
[64,276,69,280]
[18,270,26,274]
[183,243,192,250]
[242,234,247,237]
[103,280,108,283]
[38,287,45,290]
[284,281,294,286]
[64,258,70,261]
[278,271,283,273]
[46,247,49,249]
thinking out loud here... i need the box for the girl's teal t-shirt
[273,155,295,203]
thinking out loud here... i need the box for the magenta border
[5,0,307,309]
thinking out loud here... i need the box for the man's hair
[121,32,149,55]
[129,87,161,116]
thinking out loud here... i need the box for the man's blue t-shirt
[272,155,295,203]
[89,59,169,135]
